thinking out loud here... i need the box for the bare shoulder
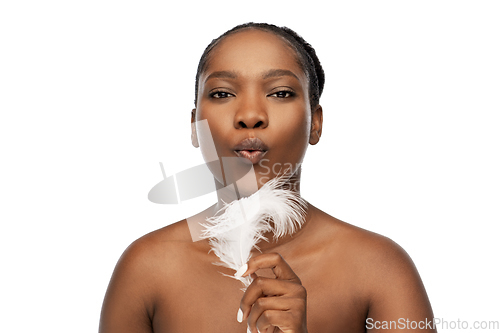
[129,218,195,253]
[311,205,416,272]
[116,218,197,280]
[310,205,435,330]
[106,203,216,296]
[104,218,194,286]
[99,219,196,333]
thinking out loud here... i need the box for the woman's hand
[236,252,308,333]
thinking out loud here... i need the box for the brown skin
[99,29,436,333]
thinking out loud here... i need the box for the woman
[99,23,436,333]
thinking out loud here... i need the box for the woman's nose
[233,95,269,129]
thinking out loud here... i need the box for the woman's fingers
[247,297,307,333]
[251,276,302,296]
[241,252,302,285]
[237,253,308,332]
[255,310,288,333]
[241,277,305,313]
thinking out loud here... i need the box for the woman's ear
[309,105,323,145]
[191,109,199,148]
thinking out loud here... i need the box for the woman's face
[193,29,322,189]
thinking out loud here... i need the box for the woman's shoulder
[311,205,419,281]
[312,205,424,300]
[136,219,194,247]
[100,218,206,331]
[118,204,217,274]
[111,221,190,280]
[305,209,434,324]
[313,205,409,257]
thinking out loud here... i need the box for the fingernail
[237,308,243,323]
[234,263,248,278]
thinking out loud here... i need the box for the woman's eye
[210,91,233,99]
[270,90,295,98]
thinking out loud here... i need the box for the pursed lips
[233,137,268,164]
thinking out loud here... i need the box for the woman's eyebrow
[204,69,299,83]
[262,69,299,81]
[204,70,238,83]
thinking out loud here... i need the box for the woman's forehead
[201,29,306,82]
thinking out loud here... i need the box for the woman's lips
[234,150,268,164]
[233,137,269,164]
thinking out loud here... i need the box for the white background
[1,1,499,332]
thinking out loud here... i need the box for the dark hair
[194,22,325,110]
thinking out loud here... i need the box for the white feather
[200,175,307,289]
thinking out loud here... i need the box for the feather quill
[200,175,307,289]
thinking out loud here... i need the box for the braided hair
[194,22,325,111]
